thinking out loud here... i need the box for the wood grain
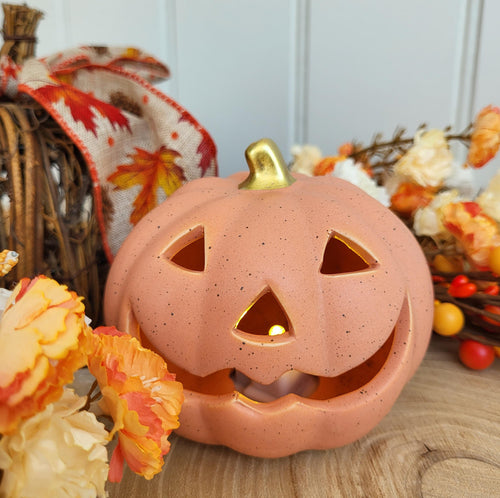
[107,336,500,497]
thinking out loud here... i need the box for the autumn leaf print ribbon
[0,46,218,261]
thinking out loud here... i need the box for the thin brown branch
[81,379,100,412]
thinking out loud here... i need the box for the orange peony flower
[311,143,355,176]
[314,155,344,176]
[467,105,500,168]
[0,276,89,434]
[390,181,436,217]
[86,326,183,482]
[337,142,354,156]
[442,201,500,269]
[313,144,355,176]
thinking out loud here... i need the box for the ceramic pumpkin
[104,138,433,458]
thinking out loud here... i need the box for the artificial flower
[413,207,442,238]
[0,249,18,276]
[86,326,183,482]
[390,181,435,217]
[314,155,344,176]
[466,105,500,168]
[331,158,390,206]
[413,189,464,237]
[337,142,354,156]
[0,276,90,434]
[290,144,323,175]
[442,201,500,269]
[289,142,354,176]
[0,388,108,498]
[0,287,12,314]
[476,169,500,222]
[394,129,453,187]
[444,161,477,197]
[313,143,354,176]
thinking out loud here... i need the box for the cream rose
[394,129,453,187]
[413,189,464,237]
[290,144,323,176]
[476,170,500,222]
[0,388,109,498]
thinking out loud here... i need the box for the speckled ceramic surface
[104,169,433,458]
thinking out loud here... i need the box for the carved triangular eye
[320,234,370,275]
[165,226,205,271]
[235,289,292,337]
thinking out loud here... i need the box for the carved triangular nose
[235,288,292,339]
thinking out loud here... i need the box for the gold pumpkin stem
[239,138,296,190]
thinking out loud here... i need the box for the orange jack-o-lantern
[104,139,433,458]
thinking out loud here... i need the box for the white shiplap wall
[4,0,499,186]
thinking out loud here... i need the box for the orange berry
[489,246,500,274]
[433,302,465,336]
[433,254,462,273]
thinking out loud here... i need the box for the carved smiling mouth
[131,288,403,403]
[156,331,395,403]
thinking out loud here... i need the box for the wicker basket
[0,3,43,64]
[0,100,108,322]
[0,4,108,322]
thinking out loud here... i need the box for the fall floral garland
[0,259,183,497]
[291,105,500,370]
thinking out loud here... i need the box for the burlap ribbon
[0,46,218,261]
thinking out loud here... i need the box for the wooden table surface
[108,336,500,497]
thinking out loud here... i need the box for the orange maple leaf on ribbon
[108,146,185,224]
[34,82,131,136]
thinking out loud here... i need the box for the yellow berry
[494,346,500,358]
[489,246,500,274]
[433,302,465,336]
[432,254,462,273]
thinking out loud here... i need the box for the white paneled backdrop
[4,0,500,186]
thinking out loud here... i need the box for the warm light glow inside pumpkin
[268,324,286,336]
[235,290,292,338]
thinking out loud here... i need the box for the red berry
[458,340,495,370]
[482,305,500,326]
[448,282,477,298]
[451,275,469,287]
[432,275,446,283]
[484,284,499,296]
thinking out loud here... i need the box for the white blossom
[290,144,323,176]
[332,159,390,206]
